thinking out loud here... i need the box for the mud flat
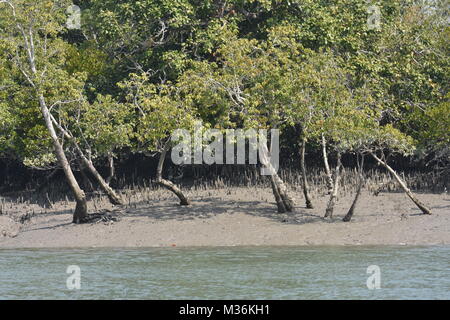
[0,188,449,248]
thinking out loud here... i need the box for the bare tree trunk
[273,173,294,212]
[324,153,342,219]
[259,141,294,212]
[50,116,124,206]
[343,154,365,222]
[370,152,432,215]
[343,179,363,222]
[157,145,190,206]
[38,95,88,223]
[300,138,314,209]
[77,150,124,206]
[270,175,287,213]
[322,134,334,194]
[25,35,87,222]
[105,153,115,185]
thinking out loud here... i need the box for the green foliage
[73,95,134,159]
[179,36,306,130]
[0,102,13,153]
[119,73,198,152]
[0,0,71,166]
[0,55,14,153]
[0,0,128,168]
[422,96,450,149]
[0,0,448,174]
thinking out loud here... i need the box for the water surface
[0,246,448,299]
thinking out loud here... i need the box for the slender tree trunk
[321,134,334,194]
[324,153,342,219]
[270,175,287,213]
[300,138,314,209]
[343,178,363,222]
[343,154,365,222]
[50,116,124,206]
[273,173,294,212]
[370,152,432,215]
[77,150,124,206]
[157,145,190,206]
[37,95,88,223]
[105,153,115,185]
[25,38,87,222]
[259,141,294,212]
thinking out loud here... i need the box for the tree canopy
[0,0,448,220]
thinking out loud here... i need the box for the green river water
[0,246,448,299]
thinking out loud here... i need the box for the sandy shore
[0,187,449,248]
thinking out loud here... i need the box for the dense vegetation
[0,0,448,223]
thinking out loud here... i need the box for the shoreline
[1,188,449,249]
[0,243,449,249]
[1,245,449,251]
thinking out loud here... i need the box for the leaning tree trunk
[343,178,363,222]
[77,150,124,206]
[50,116,125,207]
[300,138,314,209]
[273,173,295,212]
[343,155,365,222]
[270,175,287,213]
[38,95,88,223]
[321,134,334,194]
[259,141,294,212]
[27,43,87,223]
[370,152,432,215]
[324,153,342,219]
[156,145,190,206]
